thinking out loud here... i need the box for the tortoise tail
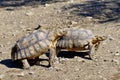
[11,44,18,60]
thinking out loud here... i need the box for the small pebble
[0,44,3,48]
[19,25,26,29]
[5,7,14,11]
[114,52,120,56]
[110,51,113,54]
[44,3,50,7]
[67,0,74,3]
[0,74,5,79]
[59,57,69,61]
[28,71,34,75]
[69,0,74,3]
[1,35,6,38]
[55,67,62,72]
[74,68,80,72]
[17,72,25,77]
[25,12,34,16]
[26,28,32,31]
[108,35,114,40]
[57,9,62,13]
[86,16,93,20]
[103,59,108,62]
[111,59,119,65]
[70,21,77,25]
[11,33,16,37]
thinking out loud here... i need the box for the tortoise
[55,27,107,61]
[11,26,67,69]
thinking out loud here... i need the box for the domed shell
[56,28,94,48]
[11,30,51,61]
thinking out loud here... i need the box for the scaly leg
[21,59,30,69]
[88,43,95,60]
[49,47,56,68]
[56,48,61,63]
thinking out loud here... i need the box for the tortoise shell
[11,29,51,61]
[56,28,94,48]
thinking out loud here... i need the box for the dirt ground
[0,0,120,80]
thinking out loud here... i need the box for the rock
[99,75,107,80]
[59,57,69,62]
[70,0,74,3]
[25,11,34,16]
[67,0,74,3]
[70,21,77,25]
[1,35,6,38]
[110,51,113,54]
[74,56,79,59]
[11,33,16,37]
[63,58,70,61]
[17,72,25,77]
[28,71,34,75]
[47,67,54,70]
[108,35,114,40]
[64,79,69,80]
[86,16,93,21]
[103,59,108,62]
[44,3,50,7]
[26,28,32,31]
[75,57,85,62]
[74,68,80,72]
[5,7,15,11]
[19,25,26,29]
[57,9,62,13]
[54,67,63,72]
[111,59,119,65]
[102,77,107,80]
[7,42,11,46]
[0,44,3,48]
[0,74,5,80]
[114,52,120,56]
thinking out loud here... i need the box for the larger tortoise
[11,26,67,69]
[55,27,107,61]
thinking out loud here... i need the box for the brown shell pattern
[11,30,51,60]
[56,28,94,48]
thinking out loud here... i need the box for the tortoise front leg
[88,43,95,60]
[21,59,30,69]
[49,47,56,68]
[56,48,61,63]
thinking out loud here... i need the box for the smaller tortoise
[55,28,107,60]
[11,26,67,69]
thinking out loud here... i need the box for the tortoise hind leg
[49,47,56,68]
[56,48,61,63]
[21,59,30,69]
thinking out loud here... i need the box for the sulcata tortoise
[55,27,107,60]
[11,26,67,69]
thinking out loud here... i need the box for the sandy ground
[0,0,120,80]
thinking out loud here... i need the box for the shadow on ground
[0,58,50,69]
[0,51,90,69]
[0,0,67,7]
[62,0,120,23]
[0,59,22,69]
[57,51,91,60]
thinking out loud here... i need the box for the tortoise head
[95,36,107,41]
[92,36,107,44]
[54,29,67,37]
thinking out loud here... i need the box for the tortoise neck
[92,37,100,44]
